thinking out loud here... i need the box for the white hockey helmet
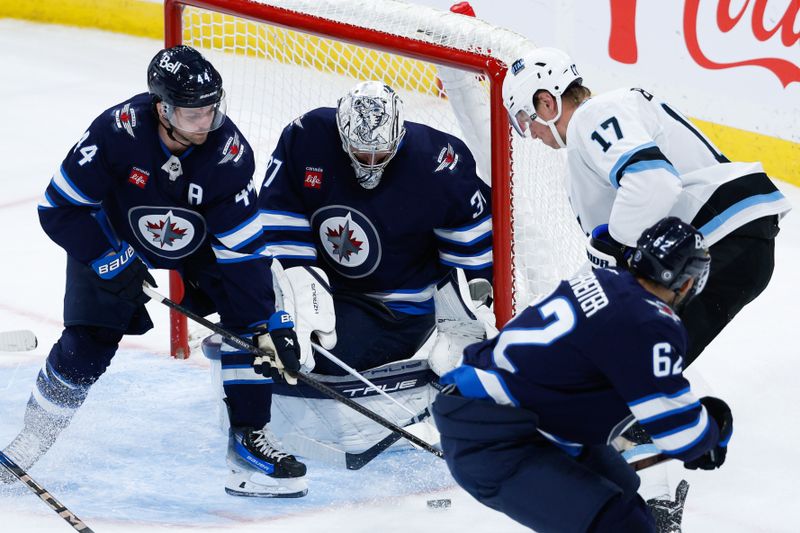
[502,47,581,147]
[336,81,406,189]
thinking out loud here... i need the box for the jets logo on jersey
[312,205,381,279]
[645,299,681,324]
[113,103,138,138]
[304,167,323,189]
[128,167,150,189]
[435,144,460,172]
[219,132,245,165]
[129,206,206,259]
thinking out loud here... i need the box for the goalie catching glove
[254,311,302,385]
[271,263,337,373]
[586,224,631,269]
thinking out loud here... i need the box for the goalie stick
[0,451,95,533]
[0,330,37,352]
[283,408,433,470]
[142,284,443,458]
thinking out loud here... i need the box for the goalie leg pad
[311,293,435,375]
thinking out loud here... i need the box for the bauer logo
[129,206,206,260]
[304,167,323,189]
[311,205,381,279]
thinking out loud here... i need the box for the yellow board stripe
[2,0,797,186]
[691,118,799,187]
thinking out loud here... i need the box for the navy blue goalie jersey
[258,107,492,315]
[443,268,720,462]
[38,93,274,329]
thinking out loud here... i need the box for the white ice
[1,19,798,533]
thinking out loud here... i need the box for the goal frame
[164,0,514,358]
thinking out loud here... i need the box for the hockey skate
[647,480,690,533]
[225,425,308,498]
[1,398,71,484]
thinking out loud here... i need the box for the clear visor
[509,109,540,137]
[164,93,227,134]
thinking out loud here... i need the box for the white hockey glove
[467,277,497,336]
[271,262,337,373]
[586,224,631,269]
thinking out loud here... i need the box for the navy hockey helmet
[147,45,227,133]
[630,217,711,303]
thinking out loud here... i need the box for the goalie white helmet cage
[502,47,581,148]
[336,81,406,189]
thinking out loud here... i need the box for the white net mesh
[175,0,585,350]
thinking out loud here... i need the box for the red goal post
[164,0,584,358]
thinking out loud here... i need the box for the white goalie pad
[271,261,337,372]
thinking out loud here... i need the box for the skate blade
[225,487,308,498]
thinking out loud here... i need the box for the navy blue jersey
[442,268,719,462]
[38,93,274,328]
[259,107,492,315]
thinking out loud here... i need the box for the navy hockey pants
[312,292,435,375]
[432,393,655,533]
[681,215,778,365]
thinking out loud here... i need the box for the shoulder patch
[219,131,246,165]
[434,143,459,172]
[112,103,138,139]
[645,298,681,324]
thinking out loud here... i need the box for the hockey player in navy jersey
[258,80,492,377]
[433,217,733,533]
[2,46,308,498]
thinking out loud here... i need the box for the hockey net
[165,0,586,358]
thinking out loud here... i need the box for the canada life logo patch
[311,205,381,279]
[129,206,206,260]
[128,167,150,189]
[304,167,323,189]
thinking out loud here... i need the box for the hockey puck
[426,498,451,509]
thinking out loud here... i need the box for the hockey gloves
[253,311,302,385]
[684,396,733,470]
[587,224,631,269]
[89,242,155,305]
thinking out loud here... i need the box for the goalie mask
[502,47,581,148]
[336,81,405,189]
[147,45,227,134]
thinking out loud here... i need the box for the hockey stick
[630,453,670,472]
[142,284,443,458]
[0,330,37,352]
[283,408,432,470]
[0,451,94,532]
[311,341,419,418]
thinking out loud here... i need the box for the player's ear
[679,277,694,296]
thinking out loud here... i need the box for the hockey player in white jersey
[501,46,789,531]
[502,47,790,366]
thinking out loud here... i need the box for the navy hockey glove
[253,311,302,385]
[586,224,631,269]
[89,242,155,305]
[684,396,733,470]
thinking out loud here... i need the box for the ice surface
[1,19,798,533]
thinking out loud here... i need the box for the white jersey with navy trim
[565,88,791,246]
